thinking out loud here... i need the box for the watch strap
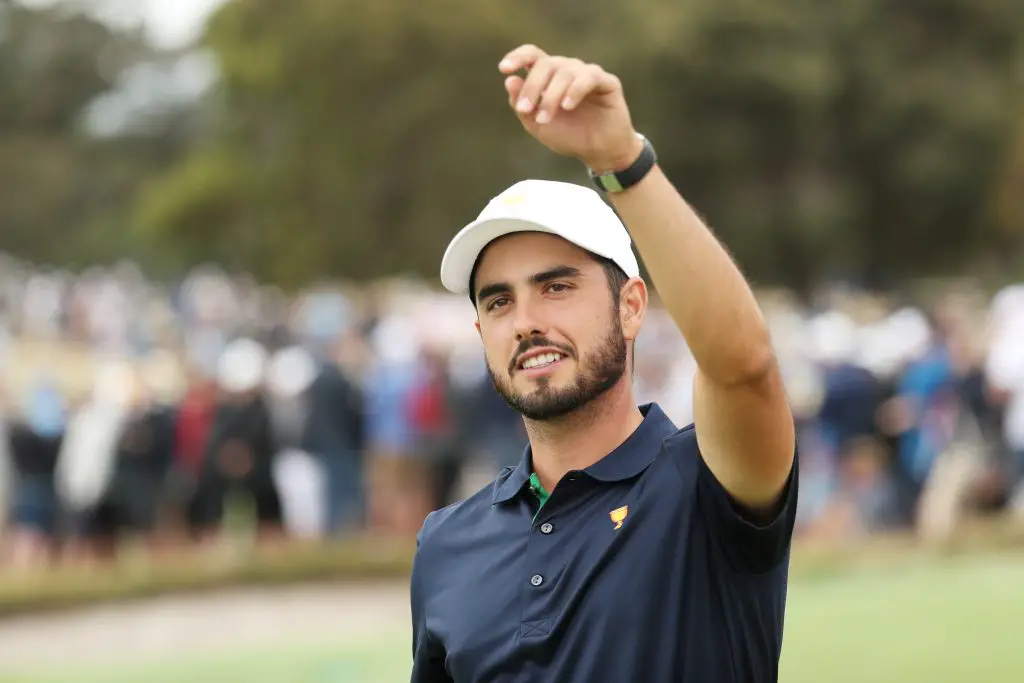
[588,135,657,193]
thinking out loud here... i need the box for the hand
[499,45,644,173]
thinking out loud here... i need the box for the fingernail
[516,97,532,113]
[561,97,574,110]
[499,59,514,70]
[535,110,551,124]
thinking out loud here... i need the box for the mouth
[516,350,567,375]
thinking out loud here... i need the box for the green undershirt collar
[529,472,551,523]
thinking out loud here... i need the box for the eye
[486,296,510,312]
[546,282,572,294]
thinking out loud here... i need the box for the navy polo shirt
[411,403,798,683]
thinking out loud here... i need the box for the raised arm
[498,44,795,515]
[605,168,795,513]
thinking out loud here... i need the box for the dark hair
[468,251,630,305]
[595,255,631,302]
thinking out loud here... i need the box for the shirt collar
[491,403,677,505]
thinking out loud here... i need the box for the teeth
[522,352,563,369]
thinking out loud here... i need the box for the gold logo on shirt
[609,505,629,530]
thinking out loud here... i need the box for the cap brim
[440,218,562,296]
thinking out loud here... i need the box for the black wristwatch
[588,134,657,194]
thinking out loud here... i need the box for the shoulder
[416,500,464,551]
[663,421,698,450]
[658,422,701,482]
[416,466,515,552]
[655,419,799,574]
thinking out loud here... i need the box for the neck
[524,379,644,492]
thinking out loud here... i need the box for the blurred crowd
[0,253,1021,569]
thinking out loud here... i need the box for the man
[190,338,283,543]
[411,45,798,683]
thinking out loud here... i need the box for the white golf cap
[440,179,640,296]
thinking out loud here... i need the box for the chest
[426,470,697,680]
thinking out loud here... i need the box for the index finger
[499,44,547,74]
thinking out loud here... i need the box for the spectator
[363,313,425,537]
[986,313,1024,513]
[306,345,367,535]
[7,375,67,568]
[166,369,219,542]
[0,253,1021,563]
[56,363,134,564]
[190,338,283,544]
[266,344,326,538]
[83,368,176,559]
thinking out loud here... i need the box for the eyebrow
[476,265,583,305]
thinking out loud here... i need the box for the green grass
[4,638,411,683]
[780,553,1024,682]
[11,552,1024,683]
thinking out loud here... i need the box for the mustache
[508,336,573,375]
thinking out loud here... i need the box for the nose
[512,295,547,341]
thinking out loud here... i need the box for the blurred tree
[990,110,1024,252]
[638,0,1024,291]
[0,1,189,269]
[136,0,1024,290]
[135,0,648,286]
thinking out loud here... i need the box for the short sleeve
[411,513,452,682]
[696,448,799,574]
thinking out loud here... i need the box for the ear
[619,277,647,342]
[474,319,482,336]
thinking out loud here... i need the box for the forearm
[608,166,773,386]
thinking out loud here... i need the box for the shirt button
[540,522,553,534]
[530,574,544,587]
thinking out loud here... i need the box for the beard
[487,317,628,421]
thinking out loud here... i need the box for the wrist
[583,133,646,175]
[587,133,657,195]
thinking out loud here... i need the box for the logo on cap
[500,192,526,207]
